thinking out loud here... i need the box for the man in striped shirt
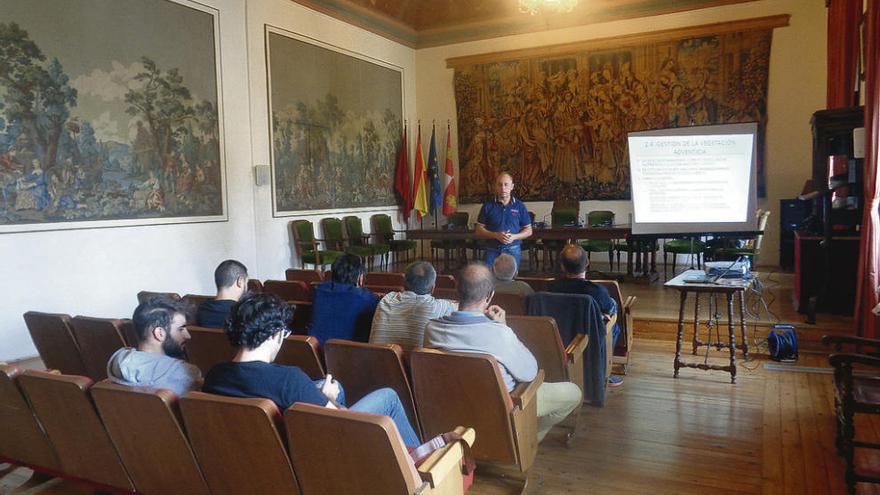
[369,261,456,351]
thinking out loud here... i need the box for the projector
[704,261,750,279]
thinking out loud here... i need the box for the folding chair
[22,311,87,376]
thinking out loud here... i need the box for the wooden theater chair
[186,326,234,374]
[365,284,405,296]
[434,274,457,289]
[514,276,553,294]
[290,300,313,335]
[507,315,587,444]
[180,392,302,495]
[137,290,181,304]
[324,339,421,436]
[22,311,87,376]
[117,319,139,348]
[0,365,59,472]
[68,316,128,381]
[264,280,313,302]
[182,294,214,324]
[364,272,407,287]
[491,292,527,316]
[286,403,475,495]
[410,349,543,488]
[17,370,134,492]
[285,268,323,283]
[91,381,210,495]
[590,280,637,374]
[432,287,459,301]
[276,334,325,379]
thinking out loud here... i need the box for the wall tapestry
[267,28,403,214]
[0,0,224,232]
[452,19,783,203]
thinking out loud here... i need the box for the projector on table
[704,261,750,279]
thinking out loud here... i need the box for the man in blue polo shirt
[475,172,533,268]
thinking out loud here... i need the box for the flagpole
[432,120,438,231]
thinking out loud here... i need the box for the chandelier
[518,0,578,15]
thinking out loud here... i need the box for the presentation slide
[628,122,758,235]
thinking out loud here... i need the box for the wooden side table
[665,269,754,383]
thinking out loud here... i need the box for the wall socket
[254,164,271,186]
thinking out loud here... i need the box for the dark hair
[225,292,293,350]
[492,253,518,281]
[457,262,495,307]
[560,243,589,275]
[214,259,248,290]
[331,254,365,285]
[405,261,436,295]
[132,297,186,343]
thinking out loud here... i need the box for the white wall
[414,0,828,267]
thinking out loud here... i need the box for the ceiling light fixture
[518,0,578,15]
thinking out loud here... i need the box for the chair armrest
[829,353,880,369]
[623,295,637,310]
[416,427,476,491]
[565,333,588,362]
[605,313,618,330]
[823,335,880,352]
[510,369,544,410]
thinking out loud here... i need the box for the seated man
[370,261,456,351]
[548,243,622,387]
[309,254,379,344]
[197,259,248,328]
[203,292,420,448]
[492,253,534,296]
[424,262,581,443]
[107,297,202,396]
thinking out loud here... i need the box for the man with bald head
[425,262,581,443]
[492,253,534,296]
[475,172,533,268]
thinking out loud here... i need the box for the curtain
[855,0,879,337]
[827,0,862,108]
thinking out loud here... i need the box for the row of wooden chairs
[0,364,473,494]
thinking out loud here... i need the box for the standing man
[475,172,533,268]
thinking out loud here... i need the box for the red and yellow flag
[412,128,429,219]
[442,125,458,215]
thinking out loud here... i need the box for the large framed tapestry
[451,16,789,203]
[266,27,403,214]
[0,0,225,233]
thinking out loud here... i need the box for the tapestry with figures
[453,28,773,202]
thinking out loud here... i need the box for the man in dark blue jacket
[308,254,379,344]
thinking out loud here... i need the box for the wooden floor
[4,340,879,495]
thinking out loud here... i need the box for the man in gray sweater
[425,262,581,443]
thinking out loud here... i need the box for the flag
[393,124,412,216]
[427,124,442,216]
[412,126,429,219]
[442,124,458,215]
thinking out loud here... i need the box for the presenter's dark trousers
[486,244,522,269]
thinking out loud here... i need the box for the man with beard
[107,297,202,396]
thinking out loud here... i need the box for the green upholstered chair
[467,238,487,263]
[290,220,343,270]
[579,211,616,268]
[544,200,579,271]
[371,214,416,267]
[613,238,658,274]
[343,215,390,271]
[321,217,351,258]
[431,212,469,271]
[712,210,771,263]
[663,238,707,278]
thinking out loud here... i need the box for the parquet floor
[4,340,878,494]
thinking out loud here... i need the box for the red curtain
[827,0,862,108]
[855,0,879,337]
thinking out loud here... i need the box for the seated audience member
[107,297,202,396]
[308,254,379,344]
[424,262,581,443]
[492,253,534,296]
[548,243,622,387]
[203,292,420,447]
[369,261,456,350]
[197,259,248,328]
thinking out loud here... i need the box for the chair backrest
[343,215,367,246]
[590,280,626,334]
[290,219,316,256]
[137,290,181,305]
[284,403,421,495]
[410,349,517,465]
[491,291,527,315]
[285,268,323,283]
[264,280,313,302]
[506,316,567,382]
[447,211,469,229]
[290,300,313,335]
[90,381,210,495]
[364,272,406,287]
[276,335,325,379]
[248,278,264,293]
[514,276,553,293]
[181,294,214,324]
[22,311,88,376]
[587,210,614,227]
[180,392,301,495]
[371,213,394,241]
[324,340,420,434]
[117,319,139,348]
[432,287,459,301]
[551,199,579,226]
[434,274,457,289]
[0,365,59,470]
[186,326,234,374]
[17,370,134,492]
[69,316,128,381]
[365,284,405,295]
[321,217,346,251]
